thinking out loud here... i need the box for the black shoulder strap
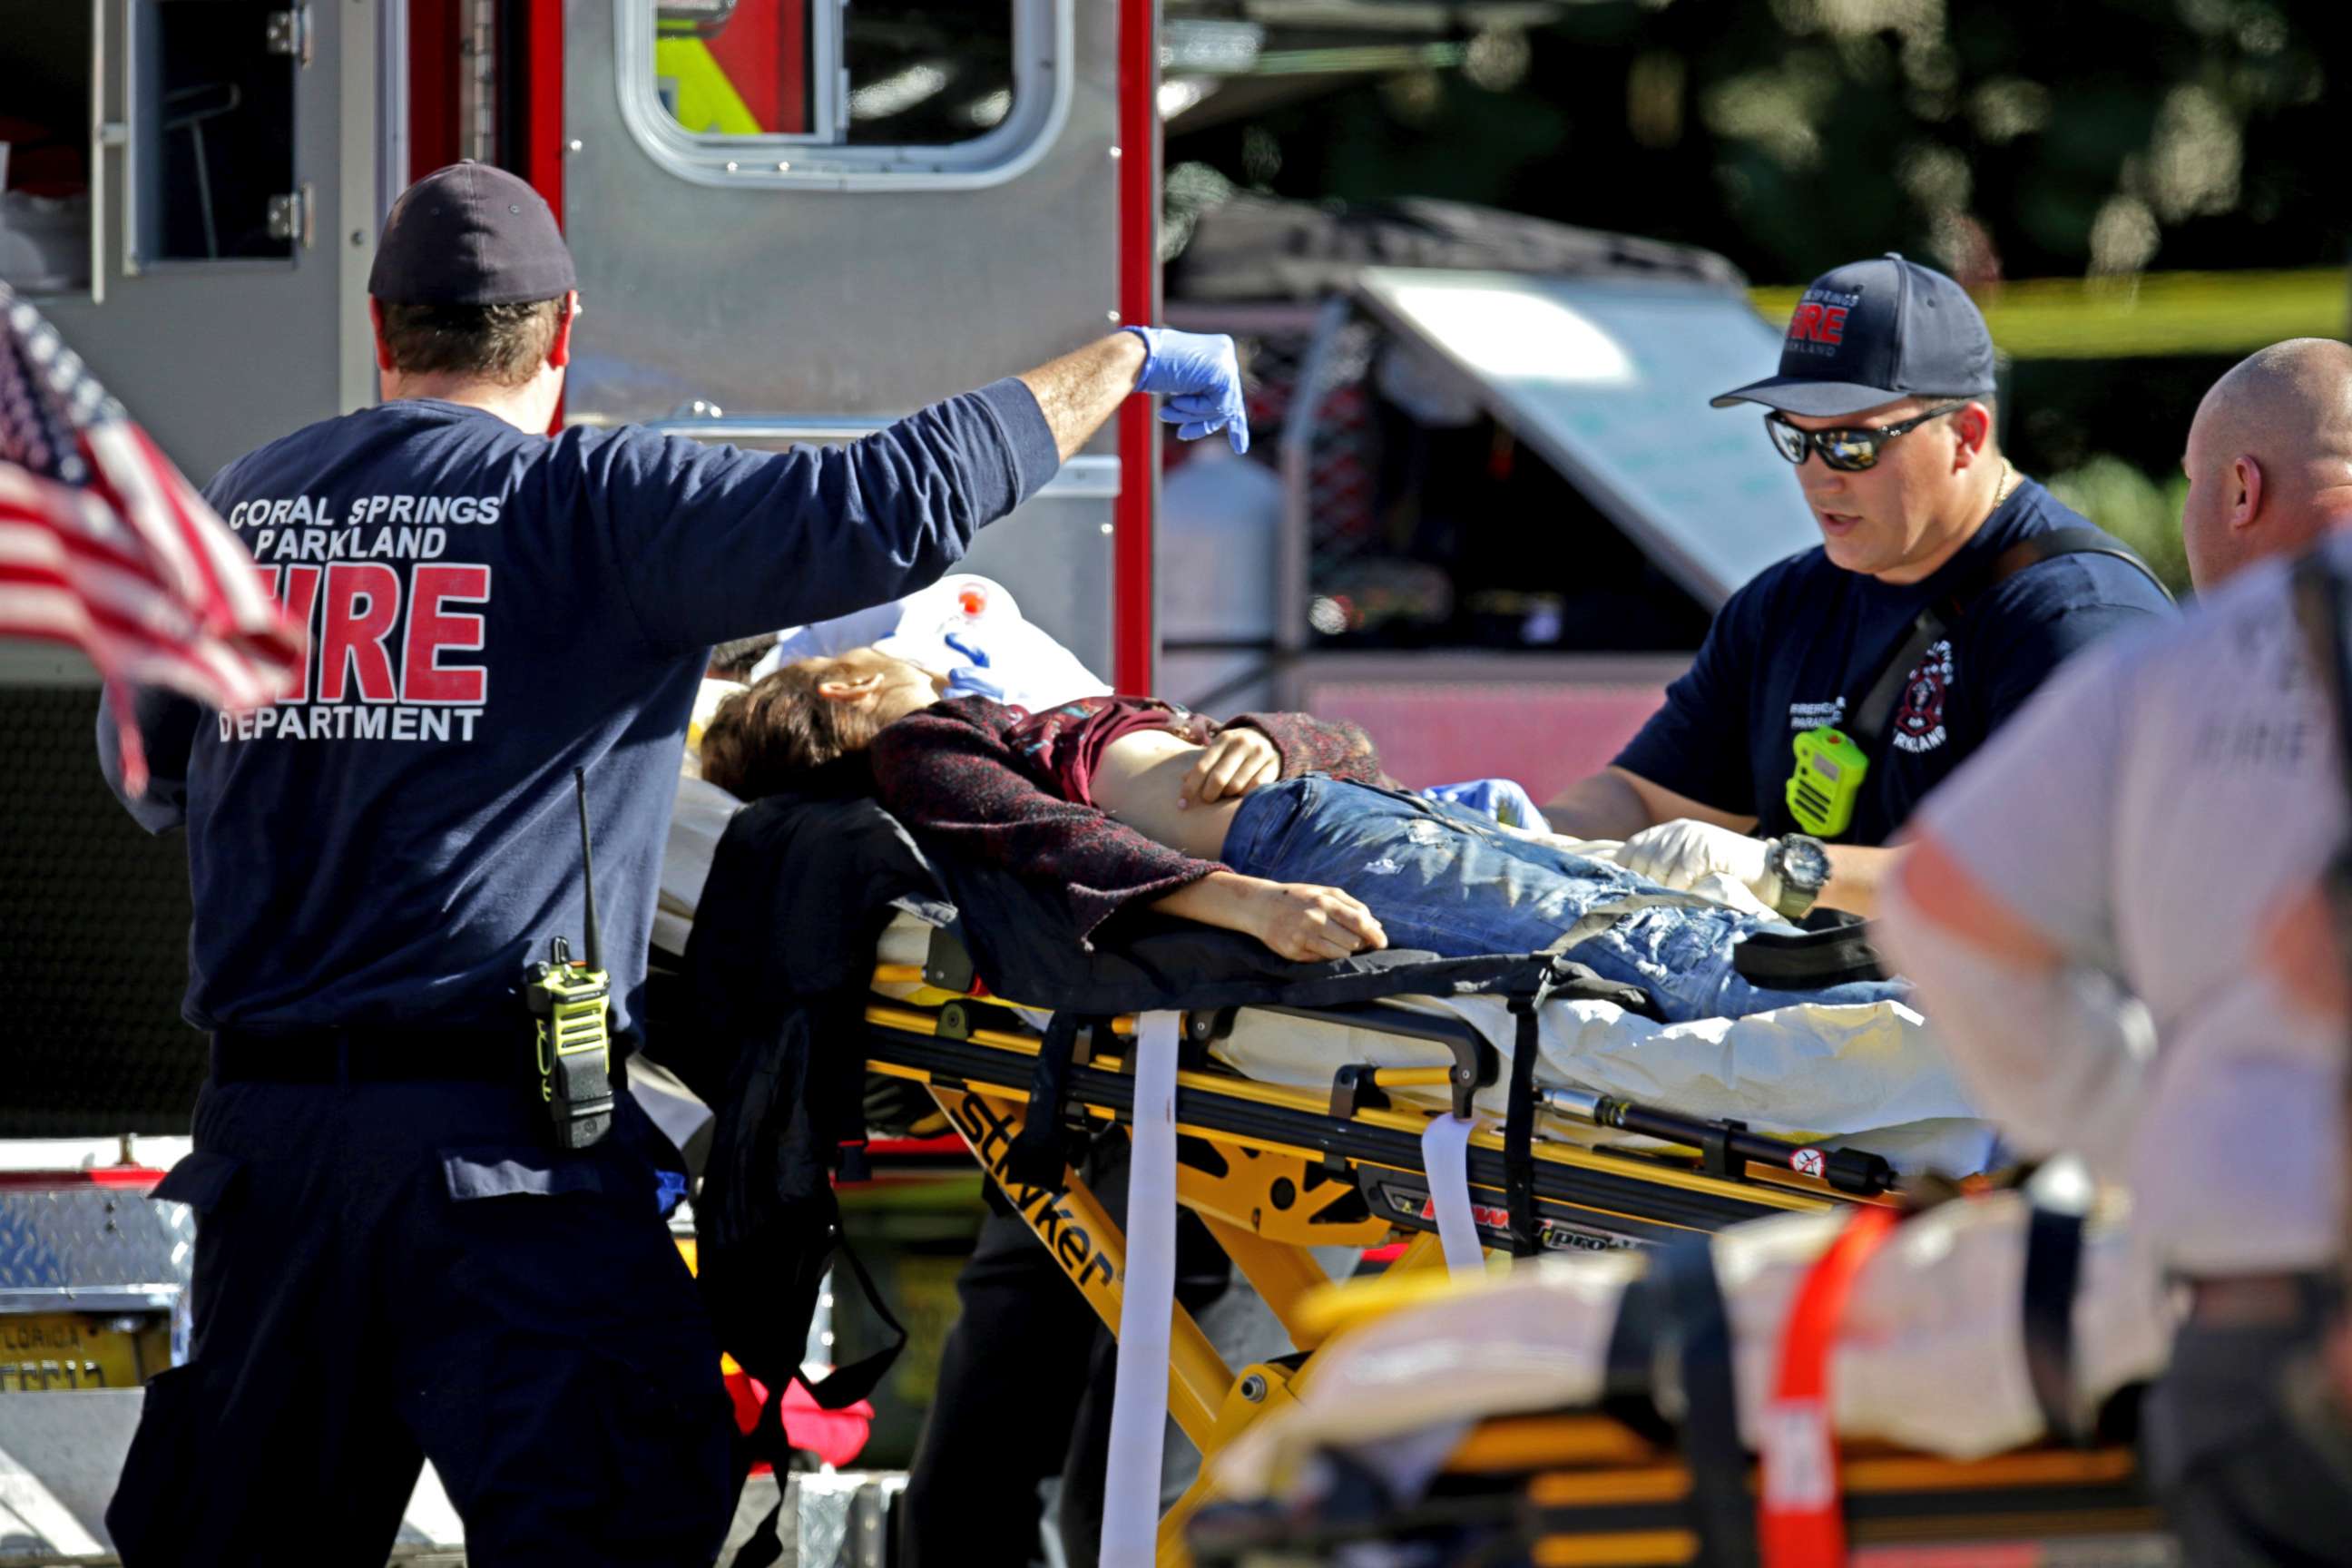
[1653,1239,1760,1568]
[2022,1181,2089,1444]
[1851,528,2172,742]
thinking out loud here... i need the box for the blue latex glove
[943,665,1010,703]
[941,631,1008,701]
[1423,778,1548,832]
[1123,326,1250,454]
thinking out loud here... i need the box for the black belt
[211,1025,524,1085]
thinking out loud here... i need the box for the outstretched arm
[1016,327,1250,465]
[1016,334,1148,465]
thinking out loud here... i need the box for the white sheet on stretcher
[1210,1188,2172,1494]
[1212,994,1992,1175]
[874,914,1994,1174]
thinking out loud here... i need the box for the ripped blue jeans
[1219,775,1907,1024]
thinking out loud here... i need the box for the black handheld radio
[524,767,616,1150]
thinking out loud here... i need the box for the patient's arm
[870,703,1224,940]
[1152,872,1387,963]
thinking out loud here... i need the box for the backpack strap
[1850,528,2172,744]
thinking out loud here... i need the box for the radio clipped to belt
[524,767,615,1150]
[1786,527,2171,839]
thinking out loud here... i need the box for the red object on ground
[725,1371,874,1473]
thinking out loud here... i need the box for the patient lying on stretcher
[697,648,1905,1025]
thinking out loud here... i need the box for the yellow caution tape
[1751,268,2348,361]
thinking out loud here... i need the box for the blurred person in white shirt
[1880,338,2352,1563]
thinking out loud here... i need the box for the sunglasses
[1764,400,1971,472]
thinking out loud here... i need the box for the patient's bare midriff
[1090,730,1246,861]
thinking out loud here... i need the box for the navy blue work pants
[105,1073,736,1567]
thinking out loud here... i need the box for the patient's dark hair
[700,660,884,799]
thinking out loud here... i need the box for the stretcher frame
[858,941,1899,1563]
[1187,1410,2168,1567]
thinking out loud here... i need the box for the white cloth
[1419,1113,1489,1276]
[753,574,1110,711]
[1102,1013,1183,1568]
[654,678,750,957]
[1907,544,2350,1273]
[655,775,740,959]
[1210,1191,2173,1498]
[1215,991,1993,1176]
[1618,818,1777,906]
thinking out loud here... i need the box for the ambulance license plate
[0,1312,165,1392]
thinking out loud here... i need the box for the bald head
[2181,338,2352,590]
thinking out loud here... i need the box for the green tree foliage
[1176,0,2341,285]
[1166,0,2343,534]
[2044,455,2194,596]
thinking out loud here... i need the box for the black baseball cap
[1711,253,1994,418]
[368,162,577,306]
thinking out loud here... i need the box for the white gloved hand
[1619,818,1779,905]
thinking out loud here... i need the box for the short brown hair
[700,661,886,799]
[376,298,564,386]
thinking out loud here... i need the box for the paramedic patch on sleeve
[1888,639,1954,754]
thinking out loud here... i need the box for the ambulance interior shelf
[2,0,299,297]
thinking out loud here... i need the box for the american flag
[0,281,303,795]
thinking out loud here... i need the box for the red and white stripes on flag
[0,282,303,795]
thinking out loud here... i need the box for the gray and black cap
[1711,253,1994,418]
[368,161,577,306]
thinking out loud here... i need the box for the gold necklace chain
[1992,459,2014,510]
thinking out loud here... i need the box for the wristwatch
[1762,834,1832,920]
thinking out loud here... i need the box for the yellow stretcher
[858,931,1905,1562]
[1186,1411,2163,1567]
[1169,1211,2168,1568]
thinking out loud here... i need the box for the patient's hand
[1251,882,1388,964]
[1152,870,1387,962]
[1179,729,1281,809]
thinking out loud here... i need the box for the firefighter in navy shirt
[1544,253,2173,919]
[94,162,1251,1566]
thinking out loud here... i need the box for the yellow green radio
[1786,725,1872,838]
[524,768,615,1150]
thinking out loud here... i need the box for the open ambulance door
[564,0,1146,681]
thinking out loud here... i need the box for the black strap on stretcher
[1503,956,1579,1255]
[1007,1013,1093,1187]
[1653,1237,1761,1568]
[2021,1179,2089,1446]
[730,1230,907,1568]
[1730,911,1888,989]
[1850,527,2171,750]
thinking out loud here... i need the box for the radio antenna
[573,766,603,973]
